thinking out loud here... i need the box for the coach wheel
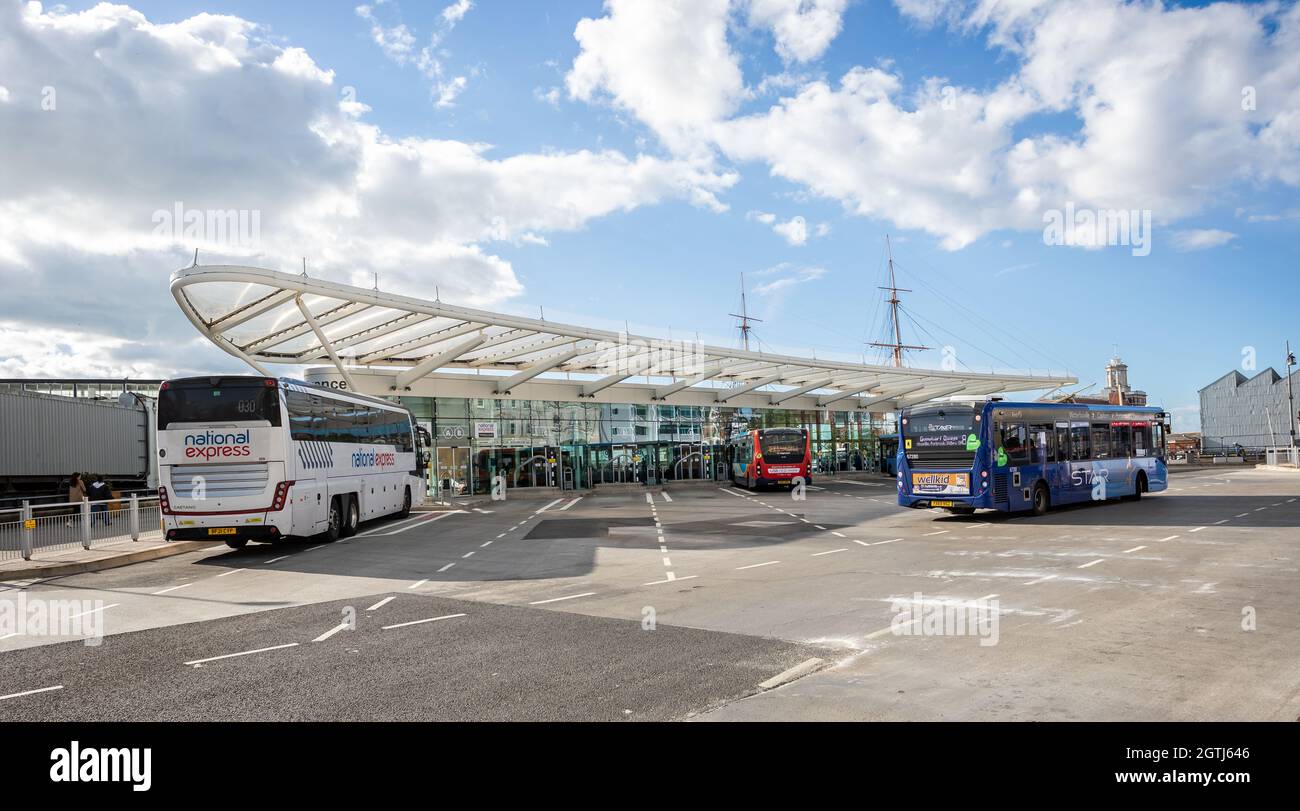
[322,496,342,542]
[341,496,359,537]
[1031,483,1050,517]
[399,486,412,518]
[224,538,248,550]
[1132,472,1147,501]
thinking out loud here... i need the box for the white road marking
[662,492,673,502]
[496,533,506,539]
[462,551,476,559]
[437,563,455,573]
[735,560,781,570]
[407,578,429,589]
[1213,519,1229,525]
[382,613,467,630]
[662,556,672,567]
[537,498,565,513]
[264,555,291,564]
[0,685,64,701]
[872,538,904,546]
[301,544,326,553]
[1158,535,1180,542]
[1122,545,1147,554]
[758,657,825,691]
[366,596,395,611]
[1024,574,1058,586]
[1189,526,1207,532]
[813,525,826,530]
[643,575,698,585]
[1254,507,1268,512]
[529,592,597,605]
[1235,513,1250,518]
[559,497,583,511]
[831,531,846,538]
[154,583,192,595]
[924,530,949,536]
[356,510,463,538]
[313,622,349,642]
[68,602,119,619]
[185,643,299,667]
[645,493,654,504]
[852,540,871,547]
[480,540,492,547]
[1078,559,1105,569]
[812,548,848,557]
[215,568,245,577]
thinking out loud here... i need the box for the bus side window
[1092,423,1111,458]
[1030,423,1053,462]
[1113,424,1134,457]
[1070,425,1091,460]
[1055,425,1070,462]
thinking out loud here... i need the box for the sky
[1,0,1298,431]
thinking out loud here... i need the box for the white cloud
[772,215,808,245]
[746,210,777,225]
[1171,229,1236,252]
[441,0,473,28]
[534,86,561,108]
[752,262,825,295]
[567,0,746,155]
[356,5,417,64]
[0,1,737,374]
[0,85,9,104]
[744,0,849,63]
[570,0,1300,250]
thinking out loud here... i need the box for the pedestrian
[88,474,112,526]
[65,472,87,527]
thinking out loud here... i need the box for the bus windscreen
[760,430,806,462]
[158,382,282,428]
[906,410,976,449]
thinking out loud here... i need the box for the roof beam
[468,335,581,367]
[357,321,484,363]
[496,348,583,394]
[394,331,487,390]
[299,313,435,361]
[209,289,297,333]
[653,362,742,400]
[242,301,372,353]
[768,378,834,405]
[820,380,925,407]
[579,352,659,397]
[295,295,356,392]
[895,383,972,408]
[716,374,784,403]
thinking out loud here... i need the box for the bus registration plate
[207,528,237,536]
[928,500,955,508]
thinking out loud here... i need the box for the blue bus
[896,400,1170,515]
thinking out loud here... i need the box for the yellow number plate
[929,500,955,508]
[207,527,237,536]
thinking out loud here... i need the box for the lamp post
[1288,341,1297,449]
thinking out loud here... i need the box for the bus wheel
[398,486,412,518]
[1131,472,1147,501]
[321,497,342,542]
[224,538,248,550]
[340,496,359,537]
[1031,483,1050,516]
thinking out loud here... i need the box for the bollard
[81,497,91,550]
[20,500,33,561]
[130,493,140,541]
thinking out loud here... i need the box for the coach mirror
[415,425,432,471]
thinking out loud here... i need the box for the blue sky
[3,0,1299,431]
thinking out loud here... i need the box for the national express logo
[183,430,251,460]
[352,448,396,468]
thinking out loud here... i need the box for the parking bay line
[356,510,463,538]
[1078,559,1105,569]
[735,560,781,570]
[382,613,467,630]
[366,596,396,611]
[0,685,64,702]
[313,622,350,642]
[529,592,597,605]
[643,574,698,586]
[812,548,848,557]
[184,643,299,667]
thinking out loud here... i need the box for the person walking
[65,472,87,528]
[88,474,112,527]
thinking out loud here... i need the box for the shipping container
[0,390,152,501]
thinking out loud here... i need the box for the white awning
[171,264,1076,412]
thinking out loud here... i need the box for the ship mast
[729,272,763,351]
[869,235,929,367]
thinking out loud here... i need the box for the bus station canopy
[171,264,1076,413]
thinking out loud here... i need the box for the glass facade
[398,395,892,497]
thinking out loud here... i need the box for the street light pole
[1287,341,1297,449]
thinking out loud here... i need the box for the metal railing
[0,495,163,562]
[1265,446,1300,466]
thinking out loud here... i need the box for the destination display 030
[911,471,971,495]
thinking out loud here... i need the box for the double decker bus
[896,400,1170,515]
[727,427,811,489]
[156,376,426,548]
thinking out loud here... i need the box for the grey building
[1199,368,1300,450]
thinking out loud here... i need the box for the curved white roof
[171,264,1075,411]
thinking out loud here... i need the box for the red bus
[727,428,811,489]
